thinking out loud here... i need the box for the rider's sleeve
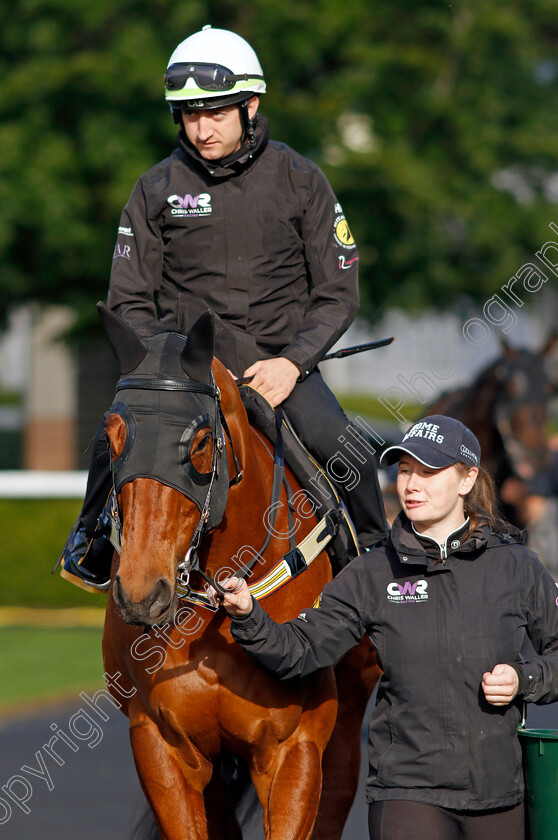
[107,177,164,335]
[510,554,558,704]
[279,165,360,379]
[229,559,368,678]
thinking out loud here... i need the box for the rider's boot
[55,421,115,593]
[57,502,115,593]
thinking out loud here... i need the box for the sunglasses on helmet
[164,63,264,93]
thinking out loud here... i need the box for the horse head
[98,303,231,627]
[486,339,554,479]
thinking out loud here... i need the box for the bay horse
[98,303,380,840]
[425,337,557,526]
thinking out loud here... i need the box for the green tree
[0,0,557,331]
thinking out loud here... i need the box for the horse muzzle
[113,573,175,627]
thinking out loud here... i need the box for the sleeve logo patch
[339,255,359,270]
[113,243,131,260]
[334,215,356,249]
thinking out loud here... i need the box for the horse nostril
[148,578,173,621]
[113,574,126,609]
[113,573,173,625]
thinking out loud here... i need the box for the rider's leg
[58,418,114,591]
[282,370,388,549]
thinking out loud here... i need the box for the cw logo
[387,579,428,597]
[167,193,212,215]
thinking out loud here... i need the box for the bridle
[109,371,243,602]
[490,355,550,477]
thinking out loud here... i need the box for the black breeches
[282,370,388,548]
[368,800,525,840]
[79,418,112,533]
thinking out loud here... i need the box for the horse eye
[189,428,214,474]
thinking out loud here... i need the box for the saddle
[238,384,360,574]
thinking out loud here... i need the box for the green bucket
[518,728,558,840]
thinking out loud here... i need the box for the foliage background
[1,0,557,332]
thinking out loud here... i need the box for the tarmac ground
[0,688,556,839]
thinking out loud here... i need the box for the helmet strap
[239,100,257,149]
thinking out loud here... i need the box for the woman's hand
[482,664,519,706]
[219,577,253,617]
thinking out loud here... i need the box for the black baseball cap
[380,415,481,469]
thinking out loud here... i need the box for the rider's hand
[482,664,519,706]
[219,577,253,617]
[242,358,300,408]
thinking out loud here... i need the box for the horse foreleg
[129,712,212,840]
[250,673,337,840]
[311,638,381,840]
[251,738,323,840]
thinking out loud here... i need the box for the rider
[58,25,388,592]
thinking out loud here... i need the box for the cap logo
[402,422,443,444]
[459,444,478,464]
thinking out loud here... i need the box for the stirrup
[56,512,114,595]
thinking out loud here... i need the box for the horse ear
[541,329,558,358]
[501,337,517,359]
[97,302,147,374]
[180,311,215,382]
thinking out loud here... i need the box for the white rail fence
[0,471,87,498]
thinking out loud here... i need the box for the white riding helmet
[164,25,266,114]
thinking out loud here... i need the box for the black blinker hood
[98,304,229,531]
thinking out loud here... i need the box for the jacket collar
[177,115,270,180]
[411,519,471,562]
[388,511,524,567]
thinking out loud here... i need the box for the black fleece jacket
[230,513,558,810]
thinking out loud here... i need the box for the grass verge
[337,393,420,423]
[0,626,104,710]
[0,498,108,607]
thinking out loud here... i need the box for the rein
[176,409,289,604]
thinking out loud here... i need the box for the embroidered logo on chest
[387,579,428,604]
[167,193,212,217]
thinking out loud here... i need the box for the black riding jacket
[230,513,558,811]
[107,117,359,378]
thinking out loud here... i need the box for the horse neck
[213,359,273,527]
[207,362,276,554]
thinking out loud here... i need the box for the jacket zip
[410,519,470,565]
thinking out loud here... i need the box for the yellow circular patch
[334,216,356,248]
